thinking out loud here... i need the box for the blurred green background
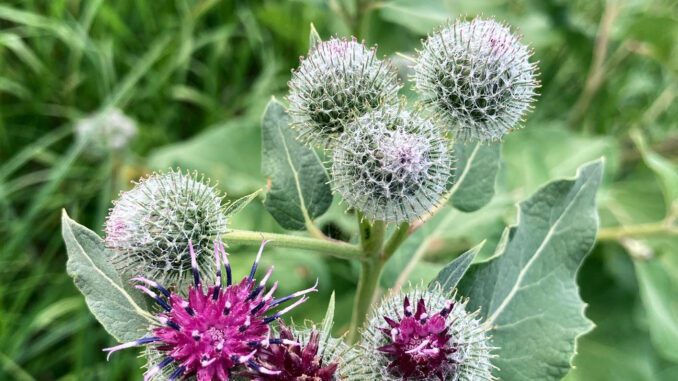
[1,0,677,380]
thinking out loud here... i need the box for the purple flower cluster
[104,241,322,381]
[378,296,457,380]
[246,323,339,381]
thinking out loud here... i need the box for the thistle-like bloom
[361,287,494,380]
[104,241,317,381]
[75,107,137,158]
[331,106,450,223]
[105,170,227,287]
[414,18,538,141]
[246,323,340,380]
[288,37,401,147]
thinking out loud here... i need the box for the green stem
[597,222,678,241]
[348,215,386,343]
[222,229,362,261]
[348,257,383,343]
[383,222,410,259]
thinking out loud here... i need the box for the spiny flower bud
[331,106,450,223]
[288,37,401,147]
[75,107,137,158]
[104,241,317,380]
[414,18,538,141]
[246,323,348,380]
[104,170,227,287]
[361,286,494,380]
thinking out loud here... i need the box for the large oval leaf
[62,210,153,342]
[261,99,332,230]
[449,140,501,212]
[429,242,483,292]
[458,160,603,380]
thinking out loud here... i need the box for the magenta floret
[104,241,317,381]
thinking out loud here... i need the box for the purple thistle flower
[378,296,457,380]
[104,240,318,381]
[246,323,339,381]
[361,287,494,381]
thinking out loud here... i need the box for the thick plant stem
[383,222,410,259]
[348,258,384,343]
[348,216,386,343]
[222,229,362,260]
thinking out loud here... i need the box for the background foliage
[0,0,676,380]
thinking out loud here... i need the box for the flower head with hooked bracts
[414,18,538,141]
[331,106,451,223]
[288,37,401,147]
[361,287,494,381]
[105,170,227,287]
[104,241,317,381]
[246,323,341,381]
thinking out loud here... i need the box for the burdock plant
[414,18,539,141]
[105,170,227,287]
[288,37,401,147]
[331,106,450,224]
[361,287,494,380]
[63,13,602,381]
[104,241,317,380]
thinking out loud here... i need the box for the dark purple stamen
[103,240,312,381]
[188,241,201,287]
[168,366,185,380]
[377,297,458,380]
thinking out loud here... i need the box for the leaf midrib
[64,213,154,324]
[486,175,596,325]
[275,122,315,227]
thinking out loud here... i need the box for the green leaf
[381,201,509,289]
[429,242,483,292]
[502,125,617,195]
[565,252,678,381]
[449,140,501,212]
[457,160,604,380]
[319,292,335,346]
[61,210,152,342]
[381,208,456,289]
[261,98,332,230]
[378,0,449,34]
[635,253,678,362]
[224,189,261,217]
[148,118,264,196]
[309,23,321,49]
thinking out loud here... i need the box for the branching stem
[597,222,678,241]
[222,229,362,261]
[347,215,387,343]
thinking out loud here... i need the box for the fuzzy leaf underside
[224,189,261,217]
[261,99,332,230]
[429,242,482,292]
[458,160,603,380]
[62,210,151,342]
[449,140,501,212]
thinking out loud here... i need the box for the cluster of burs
[288,17,538,224]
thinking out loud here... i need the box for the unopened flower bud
[104,170,226,286]
[288,37,401,147]
[331,106,450,223]
[414,18,538,141]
